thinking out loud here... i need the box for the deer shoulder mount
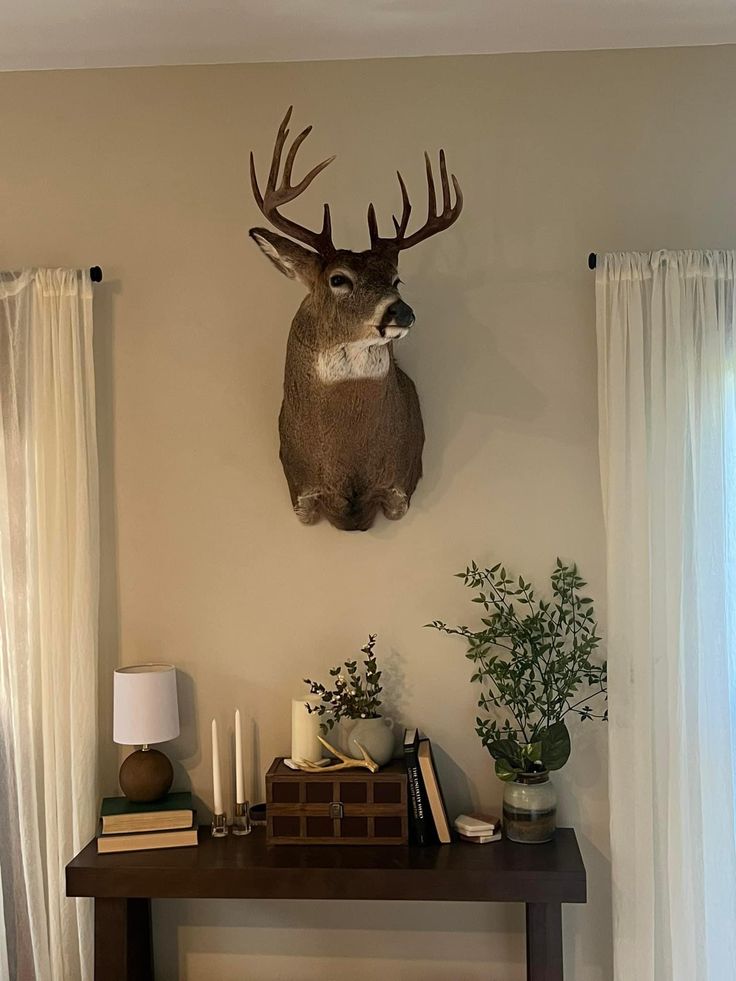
[249,107,463,531]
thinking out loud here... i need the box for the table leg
[525,902,563,981]
[94,897,153,981]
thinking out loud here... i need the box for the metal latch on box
[329,802,344,819]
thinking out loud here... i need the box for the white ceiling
[2,0,735,72]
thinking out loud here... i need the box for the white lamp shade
[113,663,180,746]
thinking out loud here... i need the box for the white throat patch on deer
[249,106,463,531]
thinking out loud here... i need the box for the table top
[66,827,586,905]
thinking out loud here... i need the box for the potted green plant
[429,559,607,843]
[304,635,394,765]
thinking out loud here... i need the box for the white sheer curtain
[597,251,736,981]
[0,269,99,981]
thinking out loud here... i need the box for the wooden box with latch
[265,758,408,845]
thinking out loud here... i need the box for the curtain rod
[90,266,103,282]
[588,253,597,270]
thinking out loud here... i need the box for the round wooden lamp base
[119,748,173,802]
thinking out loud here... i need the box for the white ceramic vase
[335,716,395,766]
[328,718,356,755]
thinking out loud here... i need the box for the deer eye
[329,274,352,289]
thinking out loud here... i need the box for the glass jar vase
[502,771,557,843]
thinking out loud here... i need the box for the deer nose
[386,300,415,328]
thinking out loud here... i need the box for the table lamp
[113,663,180,802]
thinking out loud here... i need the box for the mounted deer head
[249,107,463,531]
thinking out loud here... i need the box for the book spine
[404,743,430,846]
[423,742,451,843]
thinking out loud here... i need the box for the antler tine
[369,150,462,254]
[249,151,264,208]
[451,174,464,214]
[288,153,337,201]
[282,124,312,190]
[267,106,293,193]
[322,203,333,244]
[391,171,412,237]
[367,202,380,247]
[438,149,451,214]
[424,152,437,221]
[353,741,375,764]
[250,106,336,255]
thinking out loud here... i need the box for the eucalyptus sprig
[428,559,607,780]
[304,634,383,730]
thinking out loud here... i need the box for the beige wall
[3,44,736,980]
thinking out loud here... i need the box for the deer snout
[385,300,415,329]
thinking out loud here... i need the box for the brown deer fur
[249,108,462,531]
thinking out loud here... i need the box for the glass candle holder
[232,801,252,836]
[211,812,229,838]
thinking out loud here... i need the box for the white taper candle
[235,708,244,804]
[212,718,223,814]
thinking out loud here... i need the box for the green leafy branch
[427,559,607,780]
[304,634,383,730]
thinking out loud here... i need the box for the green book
[100,791,193,835]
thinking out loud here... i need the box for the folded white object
[454,813,501,837]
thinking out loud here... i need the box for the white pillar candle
[235,708,244,804]
[212,718,223,815]
[291,699,324,763]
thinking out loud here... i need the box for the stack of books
[97,791,198,854]
[403,728,452,845]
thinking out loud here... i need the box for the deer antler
[368,149,463,254]
[250,106,336,256]
[292,736,379,774]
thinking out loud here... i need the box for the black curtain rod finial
[588,253,597,270]
[89,266,103,283]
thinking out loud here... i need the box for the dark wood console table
[66,826,586,981]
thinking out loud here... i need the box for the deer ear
[249,228,322,287]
